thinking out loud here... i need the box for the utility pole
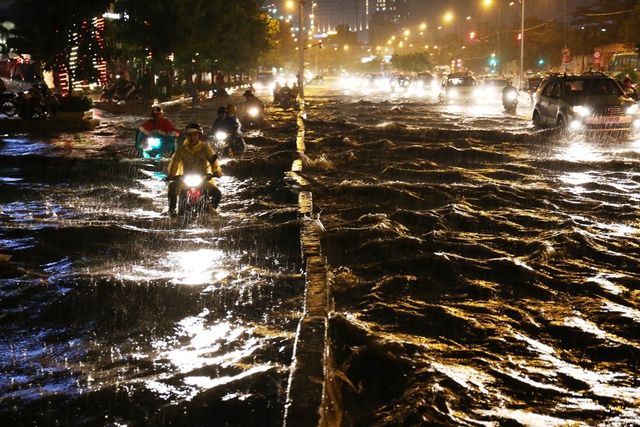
[298,0,306,100]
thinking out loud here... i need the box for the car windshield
[564,78,624,96]
[448,77,476,87]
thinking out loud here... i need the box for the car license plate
[587,116,630,125]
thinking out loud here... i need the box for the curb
[283,104,340,426]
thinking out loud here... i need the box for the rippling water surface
[1,80,640,426]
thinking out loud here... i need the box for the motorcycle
[16,82,50,119]
[135,130,177,158]
[170,174,213,219]
[211,87,229,100]
[502,88,518,114]
[101,81,144,104]
[0,92,17,117]
[213,128,245,157]
[240,106,264,130]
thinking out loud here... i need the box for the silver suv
[532,72,640,133]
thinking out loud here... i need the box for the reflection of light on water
[117,248,231,285]
[587,272,625,295]
[169,249,227,285]
[559,172,592,195]
[601,301,640,322]
[559,140,602,162]
[145,313,272,401]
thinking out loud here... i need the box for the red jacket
[139,118,180,137]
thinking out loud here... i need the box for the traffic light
[318,39,323,49]
[538,58,544,65]
[488,53,498,67]
[469,31,476,41]
[517,33,522,42]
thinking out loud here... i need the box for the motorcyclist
[273,81,282,103]
[501,79,518,112]
[211,106,227,135]
[241,89,265,128]
[166,123,223,216]
[220,104,246,156]
[136,106,180,157]
[139,106,180,138]
[278,83,293,106]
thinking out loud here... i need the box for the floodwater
[1,79,640,426]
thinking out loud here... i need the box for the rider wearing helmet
[166,123,222,215]
[243,89,264,110]
[241,89,265,130]
[136,106,180,157]
[139,106,180,137]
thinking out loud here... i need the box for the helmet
[151,106,163,115]
[243,89,253,97]
[185,123,203,134]
[217,106,226,115]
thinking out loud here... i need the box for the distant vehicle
[358,73,383,88]
[390,74,411,92]
[307,75,324,85]
[413,72,438,90]
[521,75,545,105]
[438,72,483,104]
[482,77,510,97]
[254,72,275,90]
[532,71,640,134]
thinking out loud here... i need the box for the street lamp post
[520,0,525,86]
[298,0,306,100]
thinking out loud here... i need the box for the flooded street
[2,79,640,426]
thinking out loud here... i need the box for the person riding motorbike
[166,123,223,216]
[241,89,265,129]
[220,104,246,156]
[501,80,518,113]
[136,106,181,157]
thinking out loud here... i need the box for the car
[357,73,384,89]
[306,75,324,85]
[254,72,275,90]
[481,77,510,96]
[389,74,412,92]
[438,72,483,104]
[532,72,640,133]
[414,72,437,88]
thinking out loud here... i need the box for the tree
[108,0,273,84]
[390,52,433,73]
[8,0,112,87]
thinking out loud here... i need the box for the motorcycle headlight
[506,91,517,101]
[572,106,591,116]
[626,104,639,115]
[449,89,459,98]
[248,107,259,117]
[145,137,162,150]
[215,131,228,141]
[184,174,204,187]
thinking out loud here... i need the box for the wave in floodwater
[301,84,640,426]
[1,83,640,426]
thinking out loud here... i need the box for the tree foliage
[390,52,433,73]
[106,0,275,79]
[8,0,112,67]
[6,0,277,84]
